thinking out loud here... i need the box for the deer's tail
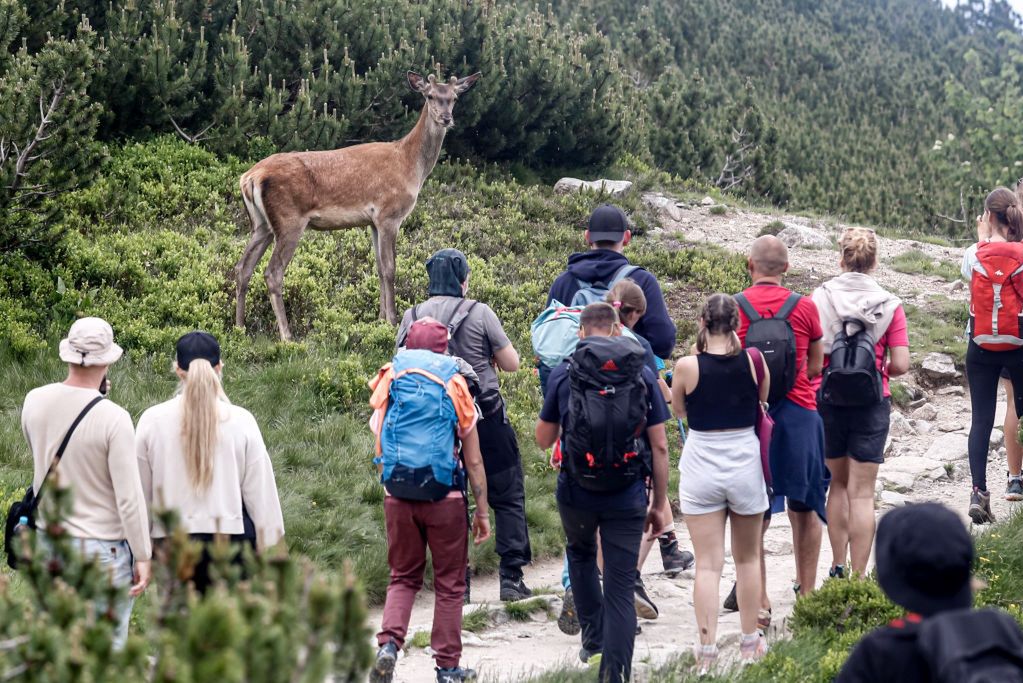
[240,171,271,233]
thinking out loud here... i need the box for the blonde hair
[839,227,877,273]
[605,279,646,327]
[179,359,228,493]
[696,294,743,356]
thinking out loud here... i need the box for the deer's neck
[401,106,447,188]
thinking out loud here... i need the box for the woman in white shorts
[671,294,770,671]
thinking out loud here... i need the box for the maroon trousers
[378,495,468,668]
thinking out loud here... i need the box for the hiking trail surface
[366,196,1015,682]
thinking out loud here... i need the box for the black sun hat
[875,503,974,617]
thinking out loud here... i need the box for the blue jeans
[78,539,136,649]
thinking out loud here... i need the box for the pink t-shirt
[813,305,908,398]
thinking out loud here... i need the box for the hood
[565,249,630,284]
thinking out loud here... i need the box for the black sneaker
[579,647,601,665]
[1007,475,1023,502]
[436,666,477,682]
[659,534,695,577]
[369,640,398,683]
[969,487,996,525]
[634,577,659,620]
[557,586,581,635]
[828,565,845,579]
[722,582,738,612]
[499,576,532,602]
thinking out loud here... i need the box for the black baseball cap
[875,503,974,617]
[587,204,630,243]
[175,331,221,371]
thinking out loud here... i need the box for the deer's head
[407,71,482,129]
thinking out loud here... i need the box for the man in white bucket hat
[21,317,151,649]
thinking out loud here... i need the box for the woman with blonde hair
[812,228,908,578]
[672,294,770,671]
[136,331,284,592]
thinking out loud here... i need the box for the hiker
[136,331,285,593]
[733,235,826,608]
[395,248,532,602]
[1006,380,1022,502]
[606,280,693,593]
[812,228,909,577]
[960,187,1023,523]
[535,302,670,683]
[369,322,491,683]
[837,503,1023,682]
[672,294,770,671]
[20,317,151,649]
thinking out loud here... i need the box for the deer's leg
[372,220,400,325]
[234,222,274,329]
[264,226,305,341]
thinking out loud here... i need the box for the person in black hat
[395,249,533,603]
[838,502,1023,682]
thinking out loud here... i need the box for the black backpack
[563,335,651,493]
[818,319,883,407]
[917,608,1023,683]
[735,292,801,406]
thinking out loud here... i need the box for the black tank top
[685,351,759,431]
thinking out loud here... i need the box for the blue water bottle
[13,515,28,534]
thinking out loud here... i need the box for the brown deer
[234,71,482,340]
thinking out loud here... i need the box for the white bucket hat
[58,317,124,367]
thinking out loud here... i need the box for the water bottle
[13,515,28,535]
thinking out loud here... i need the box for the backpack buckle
[599,386,616,396]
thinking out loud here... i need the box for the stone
[878,470,916,493]
[880,491,908,507]
[889,412,916,437]
[884,456,948,482]
[947,279,965,293]
[911,403,937,421]
[918,353,960,385]
[776,224,832,250]
[936,385,965,397]
[642,193,682,221]
[553,177,633,196]
[938,421,963,433]
[923,433,969,462]
[913,420,934,435]
[700,195,715,206]
[991,429,1005,448]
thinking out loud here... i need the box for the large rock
[918,353,960,386]
[700,196,716,206]
[641,193,683,221]
[889,412,916,437]
[554,177,633,196]
[923,433,969,462]
[884,456,948,482]
[880,491,909,507]
[777,224,832,250]
[911,403,937,422]
[878,470,916,493]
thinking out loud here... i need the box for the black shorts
[818,398,891,464]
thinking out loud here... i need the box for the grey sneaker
[499,576,532,602]
[634,577,659,620]
[369,640,398,683]
[436,667,477,682]
[969,487,996,524]
[557,586,581,635]
[1006,475,1023,502]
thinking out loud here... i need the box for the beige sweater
[136,396,285,550]
[21,384,152,560]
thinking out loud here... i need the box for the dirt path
[366,199,1017,682]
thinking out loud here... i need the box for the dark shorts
[766,495,812,517]
[1002,367,1011,380]
[819,398,892,464]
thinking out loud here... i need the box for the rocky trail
[367,193,1016,682]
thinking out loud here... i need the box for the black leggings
[966,342,1023,490]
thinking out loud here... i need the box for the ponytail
[985,187,1023,242]
[179,358,228,493]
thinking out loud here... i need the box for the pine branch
[9,80,65,194]
[168,114,214,144]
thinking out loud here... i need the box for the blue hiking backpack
[376,349,463,501]
[570,264,639,307]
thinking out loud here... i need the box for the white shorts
[678,427,769,517]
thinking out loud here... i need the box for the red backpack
[969,241,1023,351]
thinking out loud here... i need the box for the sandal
[757,608,772,633]
[692,644,718,676]
[740,632,768,663]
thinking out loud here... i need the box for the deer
[234,70,482,340]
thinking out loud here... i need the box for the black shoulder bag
[4,396,104,569]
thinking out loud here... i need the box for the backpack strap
[609,264,639,288]
[775,293,802,321]
[734,292,761,322]
[33,396,104,510]
[444,299,479,345]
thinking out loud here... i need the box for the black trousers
[966,342,1023,490]
[476,407,532,579]
[560,502,646,683]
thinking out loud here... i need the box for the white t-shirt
[136,396,284,549]
[21,383,152,559]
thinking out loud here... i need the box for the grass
[758,219,786,236]
[709,204,728,216]
[504,596,551,621]
[903,299,968,366]
[890,248,961,281]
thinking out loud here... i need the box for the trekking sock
[740,633,760,646]
[658,531,678,545]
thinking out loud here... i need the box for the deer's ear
[454,72,482,95]
[407,71,428,93]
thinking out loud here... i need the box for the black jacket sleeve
[631,270,677,358]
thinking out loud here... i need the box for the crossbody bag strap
[747,347,766,388]
[32,396,105,512]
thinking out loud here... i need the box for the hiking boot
[969,487,996,525]
[579,647,601,665]
[369,640,398,683]
[722,582,738,612]
[659,534,695,577]
[436,666,477,682]
[828,565,845,579]
[499,576,532,602]
[557,586,581,636]
[634,577,659,620]
[1006,475,1023,502]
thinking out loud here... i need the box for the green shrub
[709,204,728,215]
[759,219,786,236]
[889,381,913,409]
[974,508,1023,619]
